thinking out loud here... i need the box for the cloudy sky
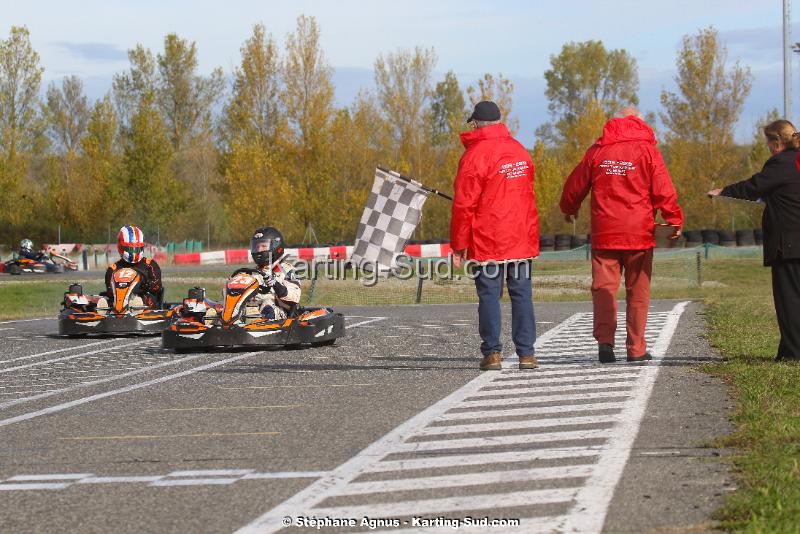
[3,0,795,144]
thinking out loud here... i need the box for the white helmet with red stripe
[117,226,145,263]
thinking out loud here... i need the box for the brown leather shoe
[479,352,502,370]
[518,355,539,370]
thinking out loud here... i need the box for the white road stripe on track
[0,317,386,427]
[0,339,151,374]
[363,448,601,473]
[0,338,121,365]
[341,465,595,495]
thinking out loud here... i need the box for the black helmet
[250,227,285,267]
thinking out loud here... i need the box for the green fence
[166,240,204,254]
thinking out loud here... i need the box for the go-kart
[58,267,172,336]
[2,251,78,275]
[2,257,47,275]
[162,269,344,352]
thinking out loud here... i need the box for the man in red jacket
[560,107,683,363]
[451,101,540,371]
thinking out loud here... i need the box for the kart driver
[18,239,44,261]
[235,226,301,320]
[98,226,164,309]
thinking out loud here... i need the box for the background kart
[2,252,78,275]
[162,271,344,352]
[58,268,172,336]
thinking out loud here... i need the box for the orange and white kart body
[162,270,344,352]
[58,268,171,336]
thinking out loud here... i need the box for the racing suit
[234,262,301,320]
[103,257,164,308]
[18,248,42,261]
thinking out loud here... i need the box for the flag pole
[377,166,453,201]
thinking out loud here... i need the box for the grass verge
[702,268,800,532]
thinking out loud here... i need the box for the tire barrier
[718,230,736,247]
[735,229,756,247]
[683,230,703,248]
[539,234,555,252]
[554,234,573,251]
[701,229,720,245]
[570,234,588,249]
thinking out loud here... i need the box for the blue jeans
[474,260,536,357]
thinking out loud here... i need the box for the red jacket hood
[460,123,511,149]
[595,116,656,146]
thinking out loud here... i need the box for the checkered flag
[351,168,431,271]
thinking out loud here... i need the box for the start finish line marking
[236,302,689,534]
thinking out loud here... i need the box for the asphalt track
[0,300,732,533]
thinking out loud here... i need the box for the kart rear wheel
[6,264,21,275]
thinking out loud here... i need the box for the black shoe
[627,352,652,363]
[598,343,616,363]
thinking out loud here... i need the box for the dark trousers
[473,260,536,357]
[771,259,800,360]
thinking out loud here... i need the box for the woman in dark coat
[708,119,800,361]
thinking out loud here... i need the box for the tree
[282,15,337,238]
[218,24,288,241]
[660,27,752,228]
[80,97,120,238]
[374,46,437,175]
[660,27,751,143]
[44,75,90,154]
[543,41,638,131]
[221,23,283,148]
[0,26,43,232]
[429,70,466,145]
[113,35,224,151]
[466,72,519,135]
[157,34,224,151]
[119,94,184,232]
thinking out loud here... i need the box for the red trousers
[591,248,653,357]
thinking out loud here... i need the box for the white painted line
[241,471,330,480]
[310,487,577,518]
[150,478,240,487]
[0,352,209,410]
[341,465,594,495]
[470,381,635,396]
[396,429,611,452]
[0,339,151,374]
[0,338,120,365]
[0,316,386,427]
[417,416,617,436]
[346,317,388,328]
[364,448,601,474]
[486,372,640,386]
[438,401,627,421]
[78,476,163,484]
[0,318,50,324]
[0,483,70,490]
[7,473,93,481]
[167,469,254,477]
[559,301,689,533]
[457,391,630,406]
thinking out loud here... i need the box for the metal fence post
[696,251,702,288]
[416,263,425,304]
[81,250,88,271]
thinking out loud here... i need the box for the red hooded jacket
[560,116,683,249]
[450,123,539,261]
